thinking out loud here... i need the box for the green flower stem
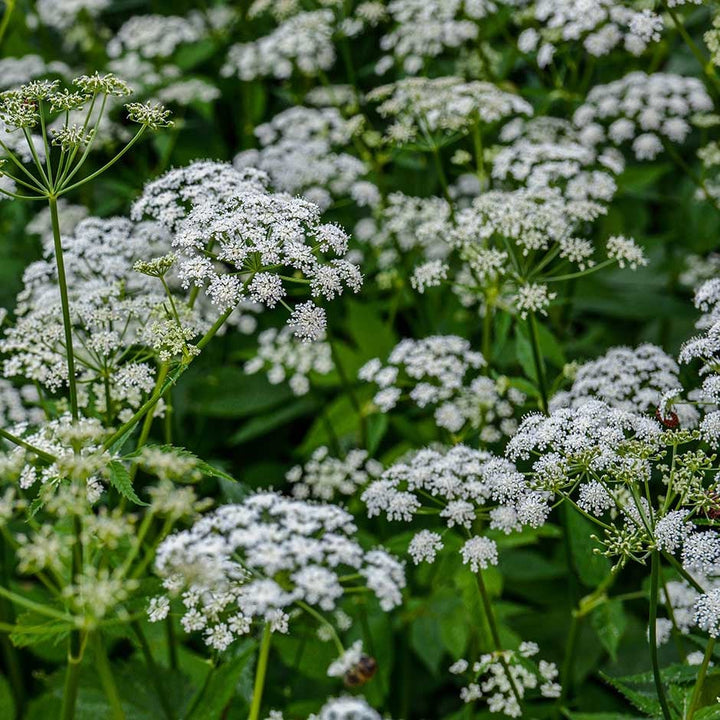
[0,427,56,462]
[0,535,24,716]
[431,145,453,206]
[60,631,86,720]
[0,0,15,48]
[526,312,548,414]
[130,621,174,720]
[296,600,344,655]
[662,1,720,91]
[103,304,235,451]
[248,624,272,720]
[475,568,523,708]
[687,637,716,720]
[49,195,79,421]
[58,125,146,196]
[472,122,485,185]
[649,551,673,720]
[92,632,126,720]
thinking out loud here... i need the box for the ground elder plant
[3,1,720,720]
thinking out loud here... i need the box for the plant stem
[475,569,523,708]
[0,535,24,717]
[649,551,672,720]
[248,624,272,720]
[48,195,79,421]
[92,632,126,720]
[526,313,548,414]
[60,631,85,720]
[130,621,174,720]
[687,638,716,720]
[0,427,56,463]
[0,0,15,48]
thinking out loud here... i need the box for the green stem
[49,195,79,421]
[0,535,24,717]
[649,551,673,720]
[248,624,272,720]
[475,568,523,708]
[59,631,85,720]
[0,0,15,48]
[526,313,549,414]
[92,632,126,720]
[687,638,716,720]
[0,427,56,463]
[431,146,453,206]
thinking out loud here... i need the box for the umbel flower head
[368,76,532,145]
[362,444,550,569]
[0,72,171,199]
[151,491,405,651]
[133,161,362,341]
[359,335,525,440]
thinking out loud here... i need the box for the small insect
[343,654,377,687]
[655,407,679,429]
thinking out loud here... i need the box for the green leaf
[599,672,662,717]
[228,397,318,445]
[107,461,148,506]
[125,444,236,483]
[565,508,611,587]
[0,673,15,720]
[590,599,627,661]
[185,641,256,720]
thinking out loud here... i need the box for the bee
[343,654,377,687]
[655,407,679,429]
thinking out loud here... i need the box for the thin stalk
[557,611,580,714]
[49,195,79,420]
[472,122,485,186]
[687,638,716,720]
[92,632,126,720]
[59,631,86,720]
[0,0,15,48]
[130,621,174,720]
[248,624,272,720]
[476,568,523,708]
[526,313,548,414]
[649,552,673,720]
[59,126,146,195]
[0,535,24,716]
[431,146,453,206]
[0,427,56,462]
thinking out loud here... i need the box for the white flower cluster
[0,414,118,504]
[378,0,495,75]
[222,10,336,81]
[133,161,362,341]
[369,77,532,144]
[0,56,71,91]
[355,193,453,281]
[309,695,382,720]
[494,117,624,202]
[450,643,561,716]
[360,336,525,439]
[234,107,375,212]
[107,14,203,59]
[35,0,110,31]
[573,72,712,161]
[508,399,663,489]
[286,446,383,501]
[362,445,550,565]
[551,344,698,426]
[517,1,663,67]
[244,326,333,396]
[151,491,405,650]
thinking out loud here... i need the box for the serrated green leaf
[108,461,148,506]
